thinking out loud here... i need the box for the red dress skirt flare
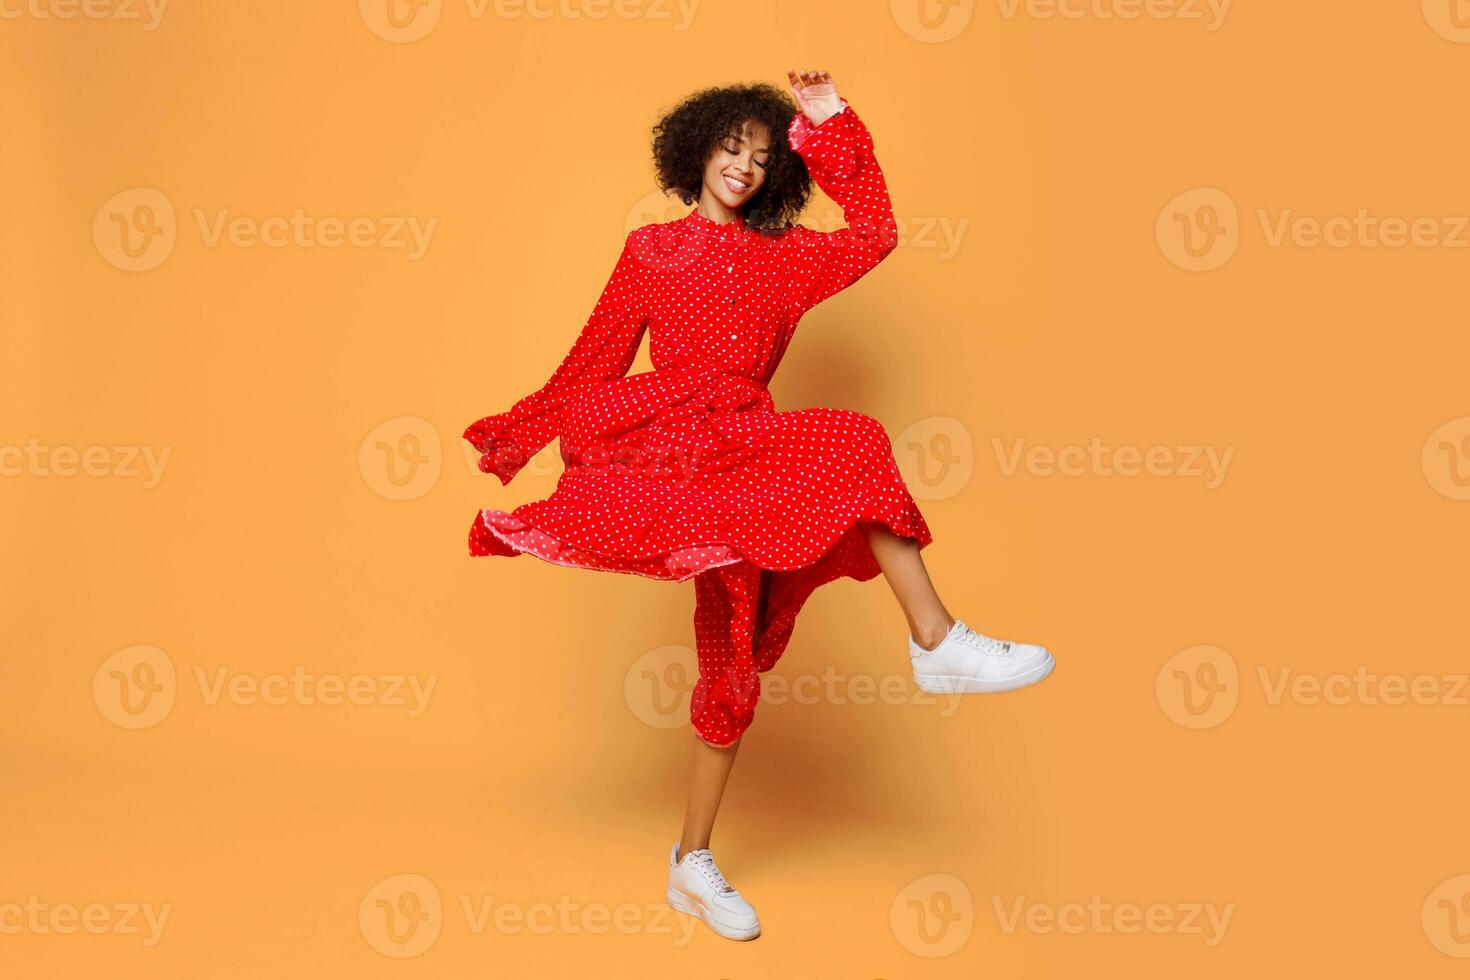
[463,99,933,747]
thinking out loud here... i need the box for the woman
[463,69,1055,941]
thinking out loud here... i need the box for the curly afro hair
[650,82,815,236]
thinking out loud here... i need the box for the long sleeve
[779,99,900,319]
[463,229,649,486]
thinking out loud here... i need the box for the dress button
[727,264,734,272]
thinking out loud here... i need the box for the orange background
[4,0,1469,975]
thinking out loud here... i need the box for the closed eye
[724,145,768,169]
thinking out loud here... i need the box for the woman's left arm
[462,228,649,486]
[779,88,900,318]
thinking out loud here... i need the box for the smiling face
[699,117,771,215]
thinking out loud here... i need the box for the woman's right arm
[778,98,900,319]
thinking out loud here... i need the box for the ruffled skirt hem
[467,488,932,585]
[469,508,747,582]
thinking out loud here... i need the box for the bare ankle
[913,615,955,651]
[676,840,709,862]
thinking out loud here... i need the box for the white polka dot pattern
[463,100,932,746]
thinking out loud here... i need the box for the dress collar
[681,207,748,240]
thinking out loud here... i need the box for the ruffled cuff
[690,659,761,747]
[462,414,533,486]
[787,98,868,179]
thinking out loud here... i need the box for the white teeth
[723,175,749,192]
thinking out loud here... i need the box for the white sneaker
[909,618,1055,694]
[666,842,761,941]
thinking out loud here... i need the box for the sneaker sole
[666,884,761,941]
[913,651,1056,694]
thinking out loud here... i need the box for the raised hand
[786,68,843,127]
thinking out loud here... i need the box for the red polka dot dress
[464,98,933,747]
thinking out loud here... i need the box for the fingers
[785,68,833,91]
